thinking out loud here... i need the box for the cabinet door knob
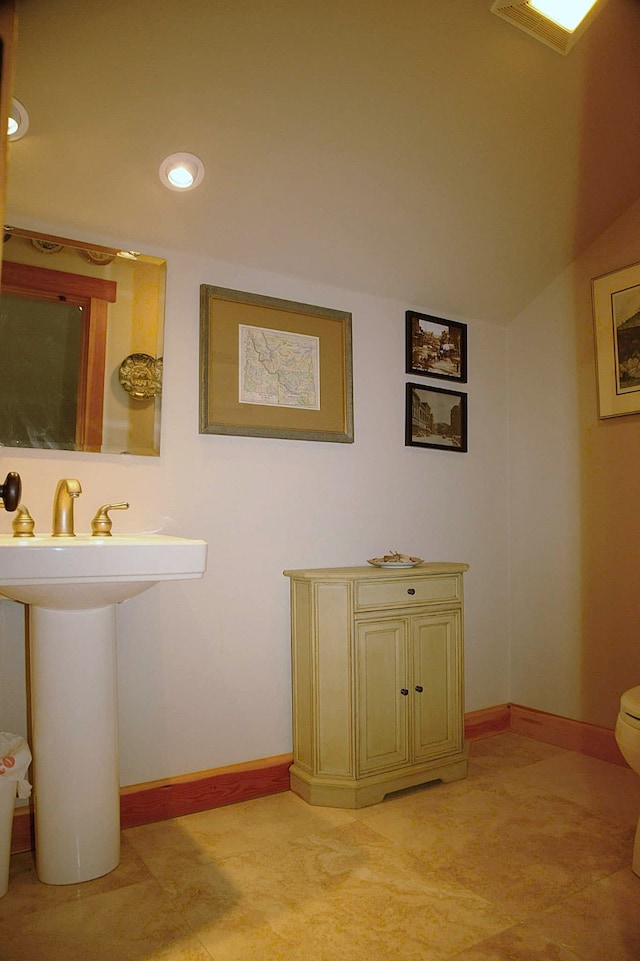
[415,685,424,693]
[400,688,409,696]
[407,588,416,595]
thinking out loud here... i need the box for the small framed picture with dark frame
[405,382,468,452]
[405,310,467,383]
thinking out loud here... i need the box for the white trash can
[0,733,32,898]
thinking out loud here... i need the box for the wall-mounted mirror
[0,226,166,456]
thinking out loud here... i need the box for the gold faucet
[91,502,130,536]
[52,478,82,537]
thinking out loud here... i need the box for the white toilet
[615,685,640,876]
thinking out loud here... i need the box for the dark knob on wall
[415,685,424,693]
[407,588,416,595]
[0,472,21,512]
[400,689,409,696]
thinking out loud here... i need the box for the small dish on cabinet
[367,551,424,568]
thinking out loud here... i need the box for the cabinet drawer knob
[407,588,416,595]
[415,685,424,693]
[400,688,409,696]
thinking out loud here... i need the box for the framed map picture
[199,285,354,442]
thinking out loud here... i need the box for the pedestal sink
[0,533,207,885]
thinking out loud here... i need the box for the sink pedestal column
[29,605,121,885]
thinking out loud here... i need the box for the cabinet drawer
[355,574,461,611]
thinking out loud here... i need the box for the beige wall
[509,197,640,729]
[4,200,640,789]
[0,243,511,787]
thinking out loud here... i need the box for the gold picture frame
[199,285,354,442]
[593,260,640,419]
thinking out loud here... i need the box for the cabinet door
[411,611,462,762]
[356,619,409,776]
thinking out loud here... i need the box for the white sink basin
[0,533,207,609]
[3,529,208,886]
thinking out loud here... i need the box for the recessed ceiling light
[7,98,29,141]
[159,152,205,191]
[491,0,608,53]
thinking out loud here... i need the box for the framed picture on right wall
[592,259,640,418]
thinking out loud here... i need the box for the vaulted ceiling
[7,0,640,323]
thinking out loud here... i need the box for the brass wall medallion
[118,353,162,399]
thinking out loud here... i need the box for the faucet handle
[91,502,130,536]
[12,504,35,538]
[0,472,21,512]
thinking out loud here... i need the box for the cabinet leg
[439,759,468,783]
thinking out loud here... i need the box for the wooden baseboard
[11,753,292,856]
[509,703,626,766]
[11,704,627,855]
[10,806,32,856]
[466,702,625,765]
[464,703,511,740]
[119,753,292,830]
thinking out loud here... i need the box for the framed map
[199,285,353,442]
[238,325,320,409]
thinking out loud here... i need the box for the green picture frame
[199,285,354,442]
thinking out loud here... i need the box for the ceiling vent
[490,0,608,54]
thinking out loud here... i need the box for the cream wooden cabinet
[284,563,469,808]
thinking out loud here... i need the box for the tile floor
[2,733,640,960]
